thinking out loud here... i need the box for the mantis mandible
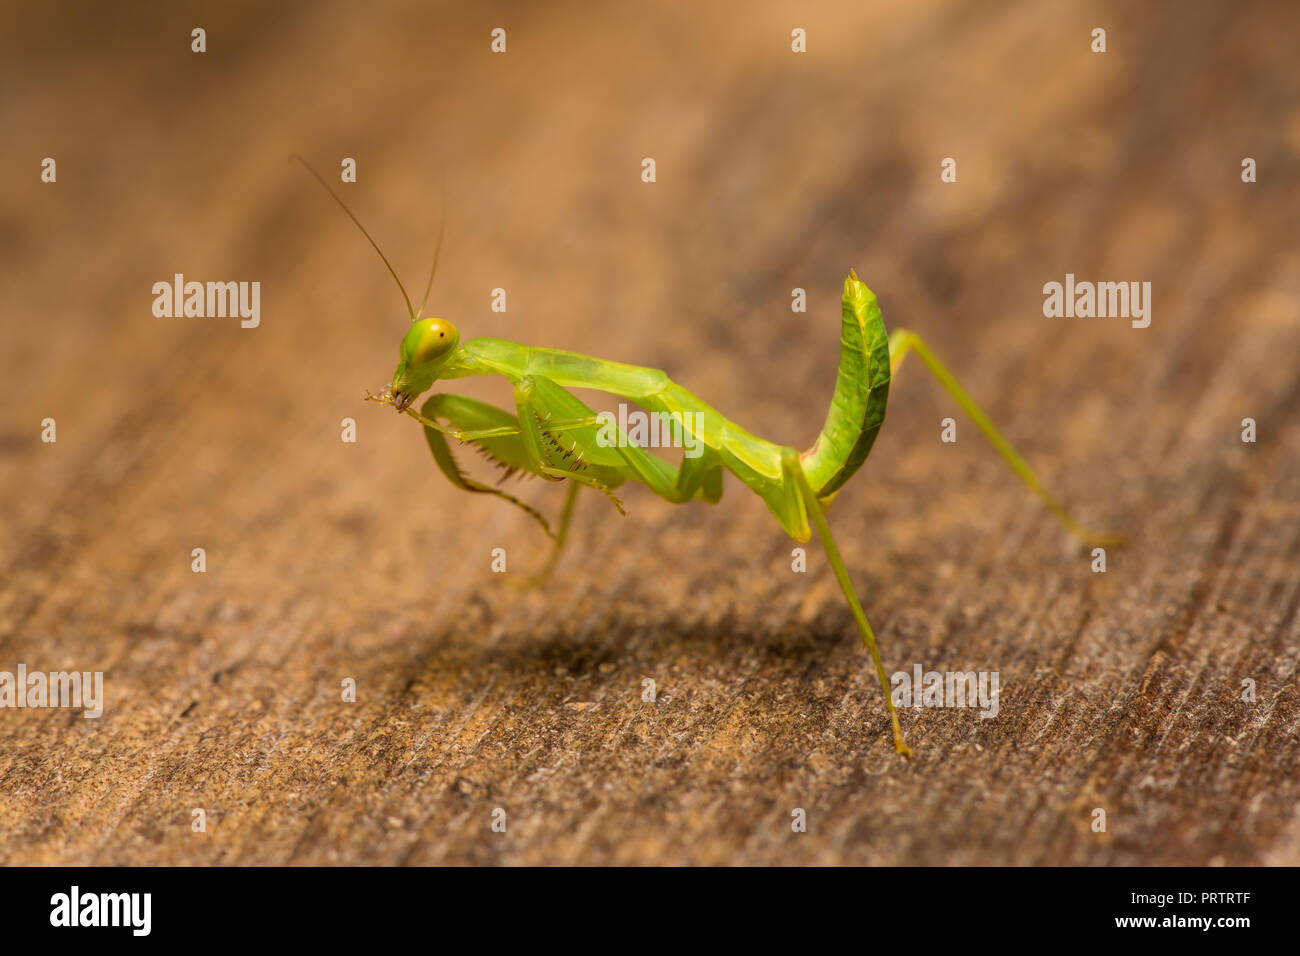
[298,158,1120,758]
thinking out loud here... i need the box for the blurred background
[1,0,1298,864]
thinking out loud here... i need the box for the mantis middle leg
[512,376,725,506]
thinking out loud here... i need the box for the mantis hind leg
[888,329,1123,547]
[779,448,911,758]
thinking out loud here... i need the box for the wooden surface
[2,1,1298,865]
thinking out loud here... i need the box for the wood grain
[1,0,1298,865]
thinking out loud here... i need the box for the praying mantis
[298,158,1120,758]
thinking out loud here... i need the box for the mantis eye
[402,317,460,367]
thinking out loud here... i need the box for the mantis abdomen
[798,272,892,497]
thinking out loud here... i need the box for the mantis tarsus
[298,157,1120,758]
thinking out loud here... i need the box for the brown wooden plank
[1,0,1297,865]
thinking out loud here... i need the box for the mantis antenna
[415,185,447,321]
[291,154,419,321]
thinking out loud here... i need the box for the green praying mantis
[298,158,1120,758]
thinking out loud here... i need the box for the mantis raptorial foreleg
[414,394,599,583]
[510,377,630,514]
[887,329,1123,548]
[416,393,558,540]
[370,388,618,580]
[411,393,599,577]
[779,448,912,759]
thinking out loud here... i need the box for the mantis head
[391,317,460,410]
